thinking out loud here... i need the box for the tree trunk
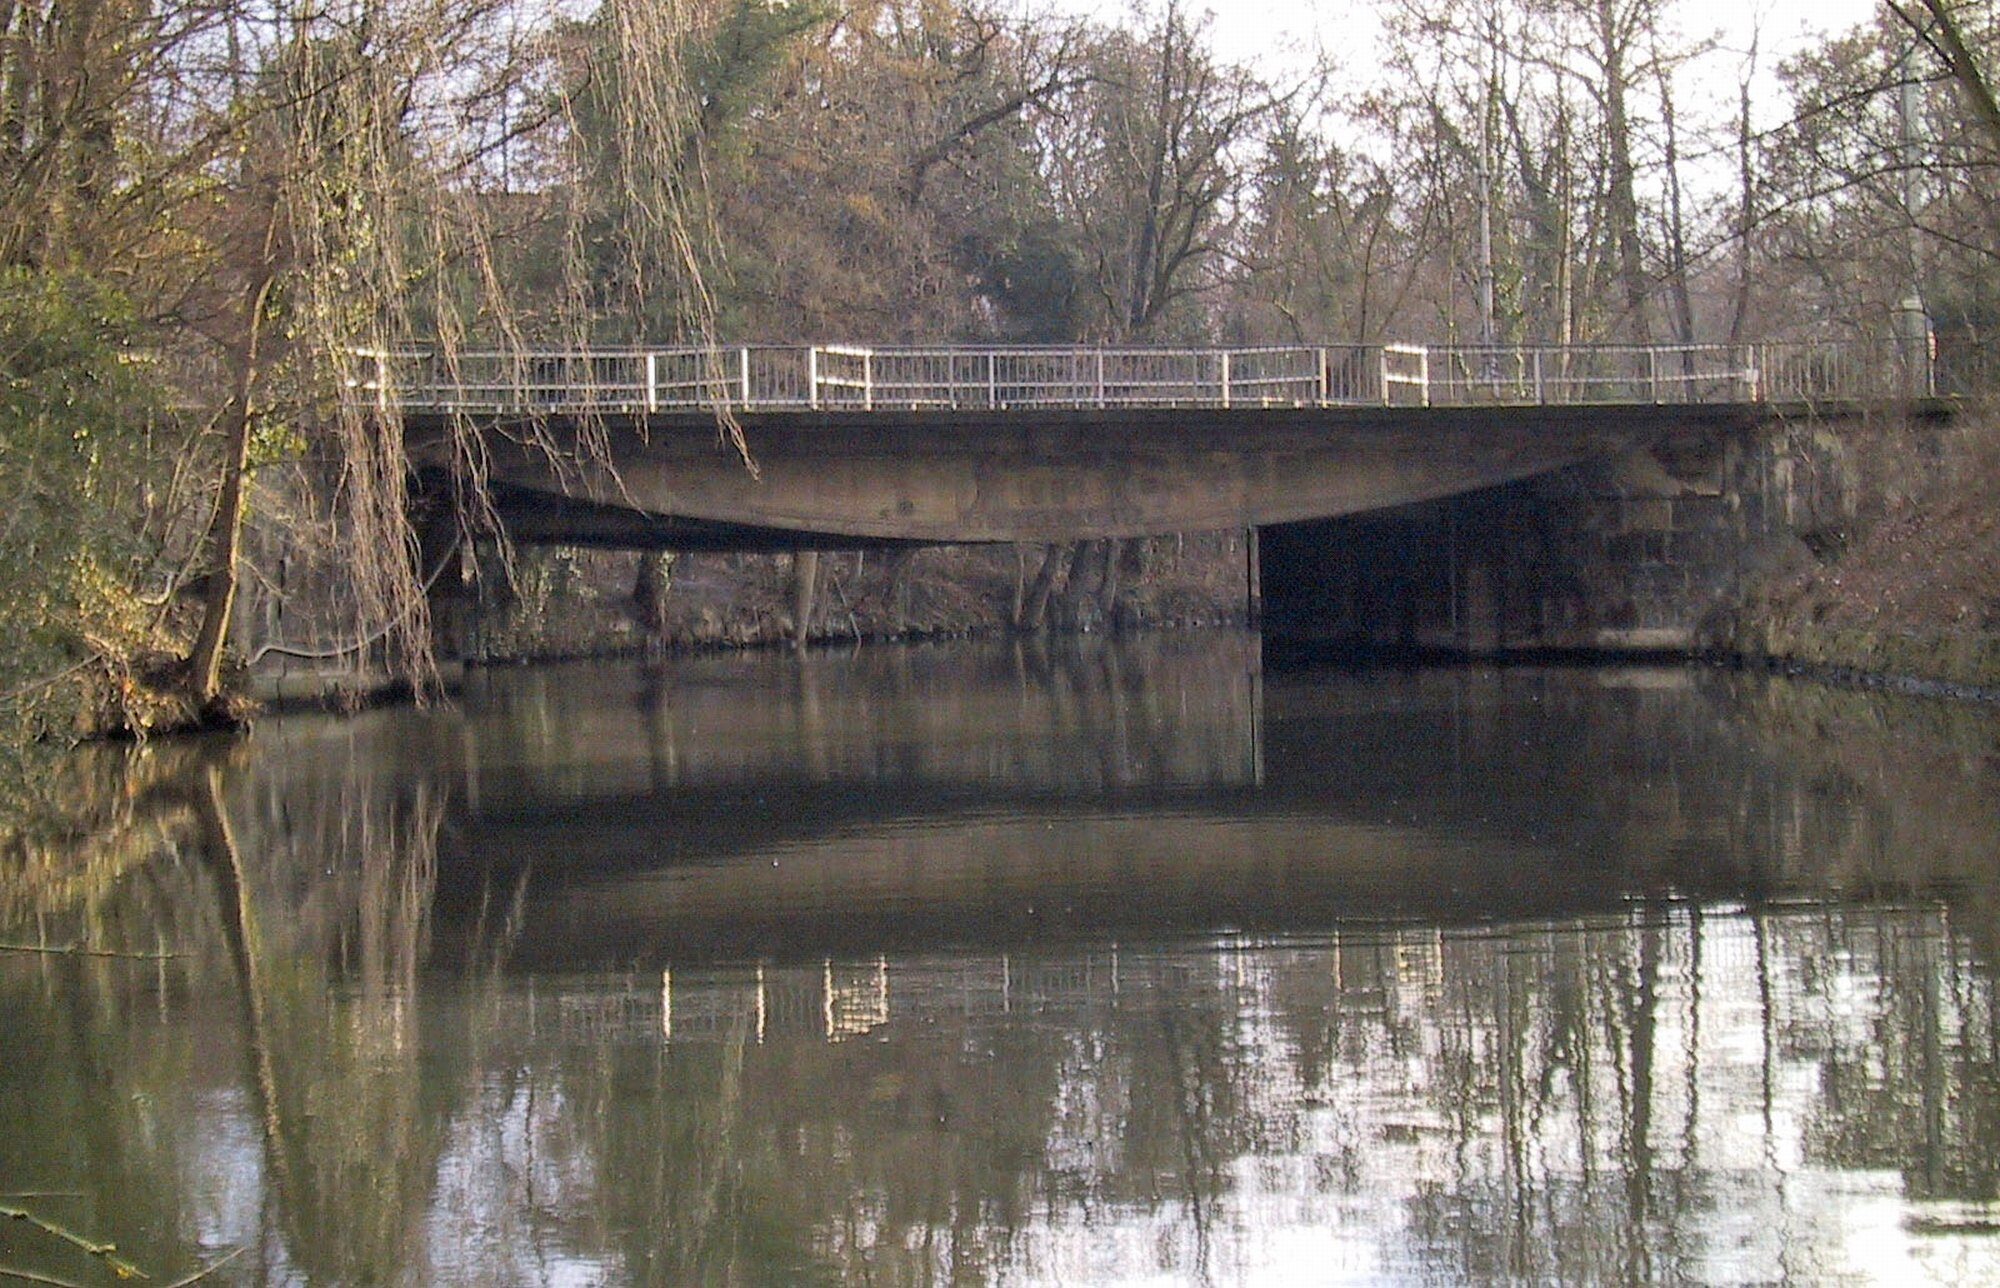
[633,550,674,644]
[1655,51,1695,354]
[1099,537,1126,627]
[186,263,276,710]
[1017,544,1064,632]
[1728,69,1756,346]
[1054,538,1105,628]
[790,550,818,650]
[1598,0,1649,343]
[1910,0,2000,157]
[881,547,916,633]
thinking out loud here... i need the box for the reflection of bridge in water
[417,650,1986,969]
[554,938,1449,1048]
[374,340,1927,550]
[551,903,1802,1050]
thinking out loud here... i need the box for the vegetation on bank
[1,0,1997,780]
[444,536,1256,664]
[1720,403,2000,692]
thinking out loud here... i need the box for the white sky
[1027,0,1893,195]
[1201,0,1882,80]
[1037,0,1889,114]
[1050,0,1886,75]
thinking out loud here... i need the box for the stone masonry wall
[1259,409,1920,657]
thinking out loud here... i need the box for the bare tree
[1044,1,1278,339]
[1887,0,2000,157]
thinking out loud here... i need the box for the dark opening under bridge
[373,339,1930,551]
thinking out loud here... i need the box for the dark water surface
[6,634,2000,1285]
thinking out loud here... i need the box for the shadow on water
[3,632,2000,1282]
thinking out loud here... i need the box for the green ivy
[0,269,158,762]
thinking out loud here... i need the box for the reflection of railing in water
[359,338,1936,413]
[549,946,1391,1047]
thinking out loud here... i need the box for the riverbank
[1709,400,2000,694]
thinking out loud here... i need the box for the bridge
[371,339,1927,550]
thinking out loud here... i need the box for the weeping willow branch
[261,0,754,698]
[0,1203,150,1282]
[159,1248,246,1287]
[0,942,181,960]
[0,1267,89,1287]
[242,531,459,666]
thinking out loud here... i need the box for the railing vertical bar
[809,347,821,410]
[1220,351,1231,409]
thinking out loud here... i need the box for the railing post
[645,352,659,412]
[1532,349,1544,404]
[740,347,752,407]
[1897,295,1935,399]
[863,348,875,410]
[1220,351,1231,409]
[988,352,998,409]
[1318,347,1330,404]
[1379,347,1392,406]
[1095,350,1105,406]
[808,347,821,409]
[1418,347,1431,407]
[1647,348,1659,402]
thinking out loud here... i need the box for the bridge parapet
[361,338,1931,416]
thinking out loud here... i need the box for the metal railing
[360,339,1934,414]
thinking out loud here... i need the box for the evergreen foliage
[0,271,162,800]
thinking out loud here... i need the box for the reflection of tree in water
[1362,903,1998,1285]
[195,754,450,1285]
[9,665,2000,1282]
[1786,909,2000,1204]
[0,742,203,937]
[551,982,1077,1282]
[615,631,1262,796]
[0,741,452,1283]
[430,892,2000,1285]
[0,744,220,1285]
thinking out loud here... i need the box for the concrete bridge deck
[374,340,1930,548]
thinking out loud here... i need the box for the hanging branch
[0,941,182,960]
[0,1202,150,1281]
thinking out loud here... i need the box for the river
[4,633,2000,1285]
